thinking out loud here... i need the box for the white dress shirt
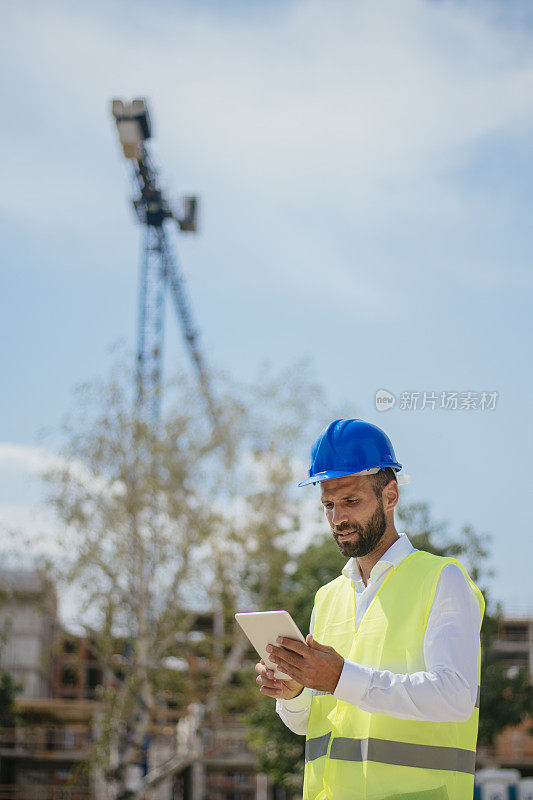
[276,533,483,735]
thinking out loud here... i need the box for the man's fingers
[306,634,329,651]
[256,674,281,690]
[271,655,305,681]
[259,685,282,697]
[268,644,303,665]
[255,661,275,677]
[275,637,308,655]
[256,673,283,696]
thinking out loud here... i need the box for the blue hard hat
[298,418,404,487]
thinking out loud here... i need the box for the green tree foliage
[0,626,22,727]
[0,672,21,727]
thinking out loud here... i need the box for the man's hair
[369,467,397,498]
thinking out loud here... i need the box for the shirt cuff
[333,659,373,706]
[277,686,312,713]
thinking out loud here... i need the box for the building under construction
[0,570,281,799]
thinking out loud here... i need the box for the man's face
[320,474,387,558]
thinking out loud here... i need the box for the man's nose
[331,504,349,527]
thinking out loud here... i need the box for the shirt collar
[341,532,416,586]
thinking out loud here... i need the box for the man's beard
[333,497,387,557]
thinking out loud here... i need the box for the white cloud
[1,0,533,306]
[0,442,64,474]
[0,443,125,535]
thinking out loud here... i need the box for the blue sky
[1,0,532,616]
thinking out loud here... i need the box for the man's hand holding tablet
[255,655,304,699]
[235,610,344,699]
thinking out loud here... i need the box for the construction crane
[110,100,226,795]
[111,98,216,425]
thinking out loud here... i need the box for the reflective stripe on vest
[306,732,331,762]
[303,549,485,800]
[306,734,476,774]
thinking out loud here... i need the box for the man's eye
[347,499,359,504]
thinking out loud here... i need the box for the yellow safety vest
[303,550,485,800]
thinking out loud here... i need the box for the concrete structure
[0,572,96,797]
[0,698,93,797]
[0,571,57,699]
[493,617,533,677]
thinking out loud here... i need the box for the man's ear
[383,480,399,513]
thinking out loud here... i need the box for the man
[255,418,485,800]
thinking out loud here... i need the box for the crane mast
[109,100,224,791]
[111,98,215,425]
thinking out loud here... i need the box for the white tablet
[235,610,307,680]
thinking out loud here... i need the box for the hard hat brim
[298,466,409,487]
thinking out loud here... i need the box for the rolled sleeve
[276,687,313,735]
